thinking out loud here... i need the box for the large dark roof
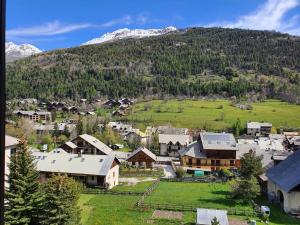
[266,150,300,192]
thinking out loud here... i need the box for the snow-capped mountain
[82,26,177,46]
[6,42,42,62]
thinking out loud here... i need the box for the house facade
[5,135,20,188]
[179,132,238,171]
[33,151,120,189]
[61,134,113,155]
[13,110,51,122]
[159,134,192,156]
[126,147,157,168]
[247,122,272,136]
[266,150,300,213]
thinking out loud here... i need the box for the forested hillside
[6,27,300,102]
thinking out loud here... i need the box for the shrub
[175,167,185,178]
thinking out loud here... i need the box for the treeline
[6,27,300,102]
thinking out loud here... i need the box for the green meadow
[127,99,300,131]
[79,181,300,225]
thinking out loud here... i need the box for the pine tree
[5,139,43,225]
[40,175,82,225]
[240,150,263,179]
[77,118,84,135]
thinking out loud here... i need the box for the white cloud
[7,21,92,37]
[98,13,150,28]
[100,15,133,28]
[207,0,300,35]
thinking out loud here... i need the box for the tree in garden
[5,139,43,225]
[239,150,263,179]
[231,175,260,202]
[127,135,141,150]
[76,118,83,135]
[149,132,160,155]
[211,216,220,225]
[232,118,242,137]
[175,167,185,178]
[40,175,82,225]
[41,134,53,151]
[52,123,59,138]
[63,125,70,138]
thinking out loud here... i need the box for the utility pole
[0,0,6,223]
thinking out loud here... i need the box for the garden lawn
[79,182,300,225]
[78,194,194,225]
[128,99,300,131]
[112,181,153,192]
[144,182,251,211]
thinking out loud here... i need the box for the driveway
[160,165,176,178]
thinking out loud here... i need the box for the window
[113,172,115,178]
[91,176,94,181]
[10,148,16,155]
[230,160,235,166]
[196,159,201,166]
[188,158,193,165]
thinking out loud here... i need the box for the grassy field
[144,182,250,210]
[112,181,153,192]
[79,181,300,225]
[127,99,300,131]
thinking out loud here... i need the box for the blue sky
[6,0,300,51]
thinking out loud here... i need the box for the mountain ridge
[5,42,42,62]
[6,27,300,103]
[82,26,178,45]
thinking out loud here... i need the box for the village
[4,97,300,225]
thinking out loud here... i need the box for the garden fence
[138,202,254,216]
[83,188,144,196]
[136,179,160,206]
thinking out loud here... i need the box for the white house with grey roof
[159,134,192,156]
[266,150,300,213]
[33,151,120,189]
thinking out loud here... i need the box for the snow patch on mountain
[6,42,42,62]
[82,26,177,46]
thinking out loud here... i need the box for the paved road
[160,165,176,178]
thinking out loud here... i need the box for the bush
[175,167,185,178]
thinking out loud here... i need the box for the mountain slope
[82,26,177,45]
[6,27,300,102]
[6,42,42,62]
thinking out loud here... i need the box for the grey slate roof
[200,132,237,151]
[179,141,206,158]
[65,141,77,149]
[127,147,157,161]
[196,208,229,225]
[266,150,300,192]
[79,134,113,155]
[33,151,118,176]
[157,126,188,135]
[5,135,19,147]
[159,134,191,145]
[13,110,51,116]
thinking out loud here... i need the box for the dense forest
[6,27,300,102]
